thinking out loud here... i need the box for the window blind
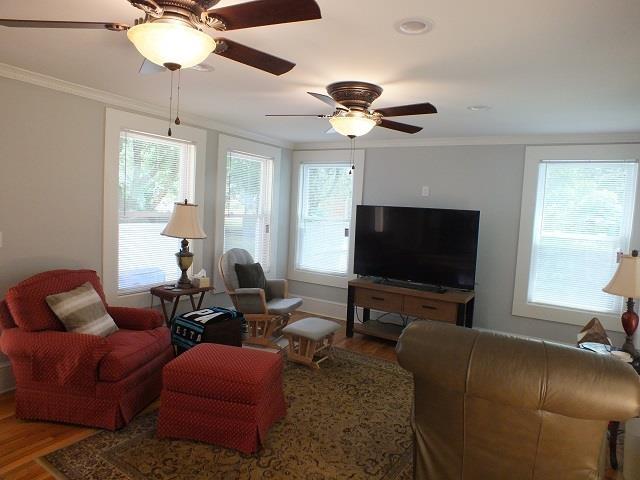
[118,130,195,294]
[529,160,638,313]
[223,151,273,271]
[295,163,353,275]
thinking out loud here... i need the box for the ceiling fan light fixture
[329,111,377,137]
[127,20,215,69]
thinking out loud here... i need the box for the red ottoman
[156,343,286,454]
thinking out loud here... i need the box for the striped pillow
[46,282,118,337]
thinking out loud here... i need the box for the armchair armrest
[0,328,111,387]
[107,306,164,330]
[266,279,288,299]
[230,288,268,314]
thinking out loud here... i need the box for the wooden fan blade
[378,119,423,134]
[139,59,166,75]
[308,92,346,111]
[375,102,437,117]
[208,0,321,31]
[0,19,129,31]
[266,114,328,117]
[214,38,295,75]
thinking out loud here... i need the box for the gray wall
[289,145,626,345]
[0,77,291,369]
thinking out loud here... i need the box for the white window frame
[103,108,207,307]
[215,134,280,287]
[513,144,640,332]
[288,149,365,288]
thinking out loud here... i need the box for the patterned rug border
[37,346,413,480]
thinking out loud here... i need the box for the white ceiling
[1,0,639,144]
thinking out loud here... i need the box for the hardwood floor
[0,313,623,479]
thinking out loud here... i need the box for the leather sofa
[0,269,174,430]
[396,320,640,480]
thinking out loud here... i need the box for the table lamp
[603,250,640,357]
[161,200,207,289]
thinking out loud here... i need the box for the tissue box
[192,277,210,288]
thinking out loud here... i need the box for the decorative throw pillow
[46,282,118,337]
[235,262,269,298]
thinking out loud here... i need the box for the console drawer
[354,289,403,312]
[403,296,457,323]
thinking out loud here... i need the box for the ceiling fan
[0,0,322,75]
[267,81,437,137]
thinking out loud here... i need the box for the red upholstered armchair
[0,269,174,430]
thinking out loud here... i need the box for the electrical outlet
[421,186,430,197]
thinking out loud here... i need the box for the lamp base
[175,238,194,289]
[622,335,638,358]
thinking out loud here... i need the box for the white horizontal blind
[296,163,353,275]
[529,160,638,313]
[223,151,273,272]
[118,130,195,294]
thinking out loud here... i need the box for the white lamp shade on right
[603,253,640,299]
[161,202,207,239]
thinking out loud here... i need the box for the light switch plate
[421,186,430,197]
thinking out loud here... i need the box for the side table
[150,285,214,327]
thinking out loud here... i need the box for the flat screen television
[354,205,480,290]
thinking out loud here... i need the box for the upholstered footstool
[156,343,286,454]
[282,317,341,369]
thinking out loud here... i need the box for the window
[514,145,640,330]
[223,151,274,272]
[289,150,364,288]
[215,135,280,281]
[118,131,195,294]
[104,109,207,306]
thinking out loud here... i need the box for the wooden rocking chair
[218,248,303,349]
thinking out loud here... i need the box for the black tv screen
[354,205,480,290]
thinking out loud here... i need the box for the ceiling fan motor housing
[327,81,384,111]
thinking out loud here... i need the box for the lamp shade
[127,21,215,69]
[603,253,640,299]
[161,201,207,239]
[329,112,377,137]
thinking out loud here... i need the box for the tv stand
[346,278,475,342]
[375,278,448,294]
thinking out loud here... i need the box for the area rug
[39,348,414,480]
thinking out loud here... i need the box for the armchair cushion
[266,279,287,300]
[46,282,118,337]
[266,297,303,315]
[220,248,255,291]
[6,269,106,332]
[0,328,111,387]
[235,262,268,296]
[99,327,171,382]
[233,288,268,314]
[107,306,164,330]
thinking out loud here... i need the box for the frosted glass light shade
[329,112,377,137]
[162,202,207,239]
[603,253,640,299]
[127,21,215,69]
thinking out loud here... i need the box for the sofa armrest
[230,288,268,314]
[107,306,164,330]
[266,279,288,299]
[0,328,111,387]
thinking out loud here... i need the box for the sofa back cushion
[6,269,107,332]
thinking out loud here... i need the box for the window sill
[512,301,623,333]
[288,269,353,289]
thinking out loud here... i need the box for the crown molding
[293,133,640,150]
[0,62,294,150]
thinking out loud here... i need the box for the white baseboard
[0,361,15,394]
[294,294,347,320]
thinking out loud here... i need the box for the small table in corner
[150,285,214,327]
